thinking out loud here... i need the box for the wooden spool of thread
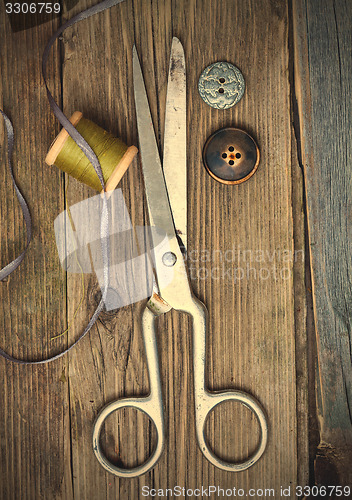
[45,111,138,192]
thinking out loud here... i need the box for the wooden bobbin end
[45,111,83,166]
[104,145,138,192]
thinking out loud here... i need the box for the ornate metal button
[198,62,245,109]
[202,128,259,185]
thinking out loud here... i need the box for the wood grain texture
[0,3,72,499]
[0,0,306,497]
[291,122,310,487]
[292,0,352,486]
[61,0,299,496]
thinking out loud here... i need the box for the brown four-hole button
[202,128,260,185]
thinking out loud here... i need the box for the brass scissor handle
[195,391,268,471]
[185,297,268,472]
[93,396,164,478]
[92,307,165,478]
[92,298,267,477]
[93,308,165,477]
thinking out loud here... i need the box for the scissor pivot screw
[162,252,177,267]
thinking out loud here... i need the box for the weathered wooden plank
[0,5,72,500]
[60,1,149,498]
[291,120,310,486]
[60,0,300,497]
[181,0,298,492]
[0,0,305,496]
[292,0,352,486]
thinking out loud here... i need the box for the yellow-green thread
[54,117,128,191]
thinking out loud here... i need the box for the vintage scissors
[92,37,268,477]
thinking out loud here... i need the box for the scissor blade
[133,46,177,240]
[163,37,187,250]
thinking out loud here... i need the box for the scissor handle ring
[92,396,164,478]
[196,390,268,472]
